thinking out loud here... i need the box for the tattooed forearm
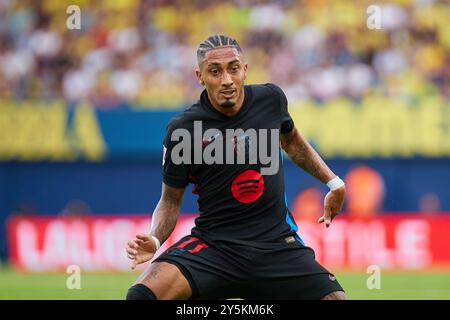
[281,127,335,184]
[149,183,184,245]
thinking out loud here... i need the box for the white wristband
[151,236,161,250]
[326,176,345,191]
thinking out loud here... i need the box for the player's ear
[243,63,248,81]
[195,69,204,86]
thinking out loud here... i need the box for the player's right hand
[126,233,157,270]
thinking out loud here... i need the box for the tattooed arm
[126,183,185,269]
[150,183,184,243]
[281,126,345,227]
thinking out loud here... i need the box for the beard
[220,99,236,108]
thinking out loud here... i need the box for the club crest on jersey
[204,134,249,154]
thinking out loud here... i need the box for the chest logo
[231,170,264,204]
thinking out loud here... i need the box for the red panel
[6,214,450,271]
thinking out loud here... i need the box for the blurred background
[1,0,450,299]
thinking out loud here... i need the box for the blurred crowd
[0,0,448,109]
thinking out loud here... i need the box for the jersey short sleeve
[162,120,191,189]
[266,83,295,134]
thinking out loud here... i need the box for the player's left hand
[318,186,345,228]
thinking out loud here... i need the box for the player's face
[196,47,247,111]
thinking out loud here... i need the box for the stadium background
[1,0,450,299]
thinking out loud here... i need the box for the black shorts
[154,234,344,300]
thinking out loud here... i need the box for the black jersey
[162,83,303,245]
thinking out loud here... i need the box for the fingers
[318,210,333,228]
[129,235,147,250]
[324,211,332,227]
[128,240,138,249]
[321,191,342,228]
[127,241,138,270]
[129,254,142,270]
[136,233,150,241]
[129,254,141,270]
[127,234,152,270]
[126,247,137,256]
[317,215,331,227]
